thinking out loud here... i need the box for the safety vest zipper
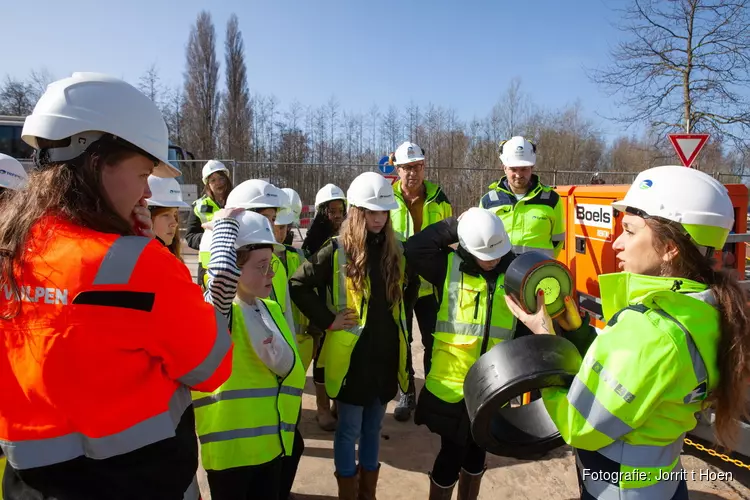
[473,292,480,320]
[480,282,496,356]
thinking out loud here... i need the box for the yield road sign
[668,133,710,168]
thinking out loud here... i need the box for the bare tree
[162,86,187,145]
[492,77,529,139]
[27,68,55,104]
[326,96,340,163]
[183,10,221,158]
[138,63,163,104]
[0,77,34,115]
[220,13,251,161]
[589,0,750,149]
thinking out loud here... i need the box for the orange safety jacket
[0,215,233,472]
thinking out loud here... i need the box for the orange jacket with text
[0,214,232,497]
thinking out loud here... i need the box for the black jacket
[290,233,418,406]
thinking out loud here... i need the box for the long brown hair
[649,219,750,450]
[205,171,232,208]
[150,207,183,262]
[0,137,145,320]
[339,207,403,306]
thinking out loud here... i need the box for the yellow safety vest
[479,175,564,258]
[391,180,453,299]
[194,196,221,268]
[280,246,314,372]
[426,252,517,403]
[192,299,305,470]
[320,237,410,398]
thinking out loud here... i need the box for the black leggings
[279,429,304,499]
[206,457,283,500]
[431,435,486,487]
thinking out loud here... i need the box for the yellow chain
[684,437,750,470]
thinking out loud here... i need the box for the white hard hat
[393,141,425,166]
[458,208,512,261]
[500,136,536,168]
[227,179,285,210]
[276,188,303,226]
[202,160,229,184]
[21,72,178,178]
[612,165,734,251]
[146,175,189,208]
[0,153,29,190]
[347,172,399,211]
[236,210,285,251]
[315,183,346,208]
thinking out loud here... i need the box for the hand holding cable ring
[504,290,555,335]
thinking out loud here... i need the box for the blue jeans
[333,399,387,478]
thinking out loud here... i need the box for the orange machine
[554,183,748,329]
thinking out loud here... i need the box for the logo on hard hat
[0,169,22,180]
[639,179,653,189]
[407,146,418,158]
[169,189,180,194]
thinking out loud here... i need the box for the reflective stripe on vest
[321,238,409,398]
[1,234,230,470]
[192,299,305,470]
[570,306,708,497]
[433,253,515,340]
[483,183,559,255]
[427,252,516,403]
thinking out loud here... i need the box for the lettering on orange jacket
[0,215,233,470]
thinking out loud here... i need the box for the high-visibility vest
[426,252,517,403]
[391,180,452,299]
[280,246,314,372]
[479,174,564,257]
[194,196,221,268]
[0,215,231,471]
[320,237,410,398]
[542,272,720,498]
[192,299,305,471]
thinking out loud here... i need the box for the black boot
[394,380,416,422]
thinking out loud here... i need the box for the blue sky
[1,0,631,139]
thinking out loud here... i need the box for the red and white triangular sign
[668,133,710,167]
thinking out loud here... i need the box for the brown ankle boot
[315,382,337,431]
[457,467,485,500]
[357,464,380,500]
[428,473,456,500]
[335,470,359,500]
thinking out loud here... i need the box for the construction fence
[174,160,651,218]
[174,160,747,216]
[16,158,748,220]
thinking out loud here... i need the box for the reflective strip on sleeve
[177,308,232,387]
[551,232,565,242]
[597,435,685,468]
[566,376,634,441]
[93,236,151,285]
[577,452,682,499]
[0,386,192,470]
